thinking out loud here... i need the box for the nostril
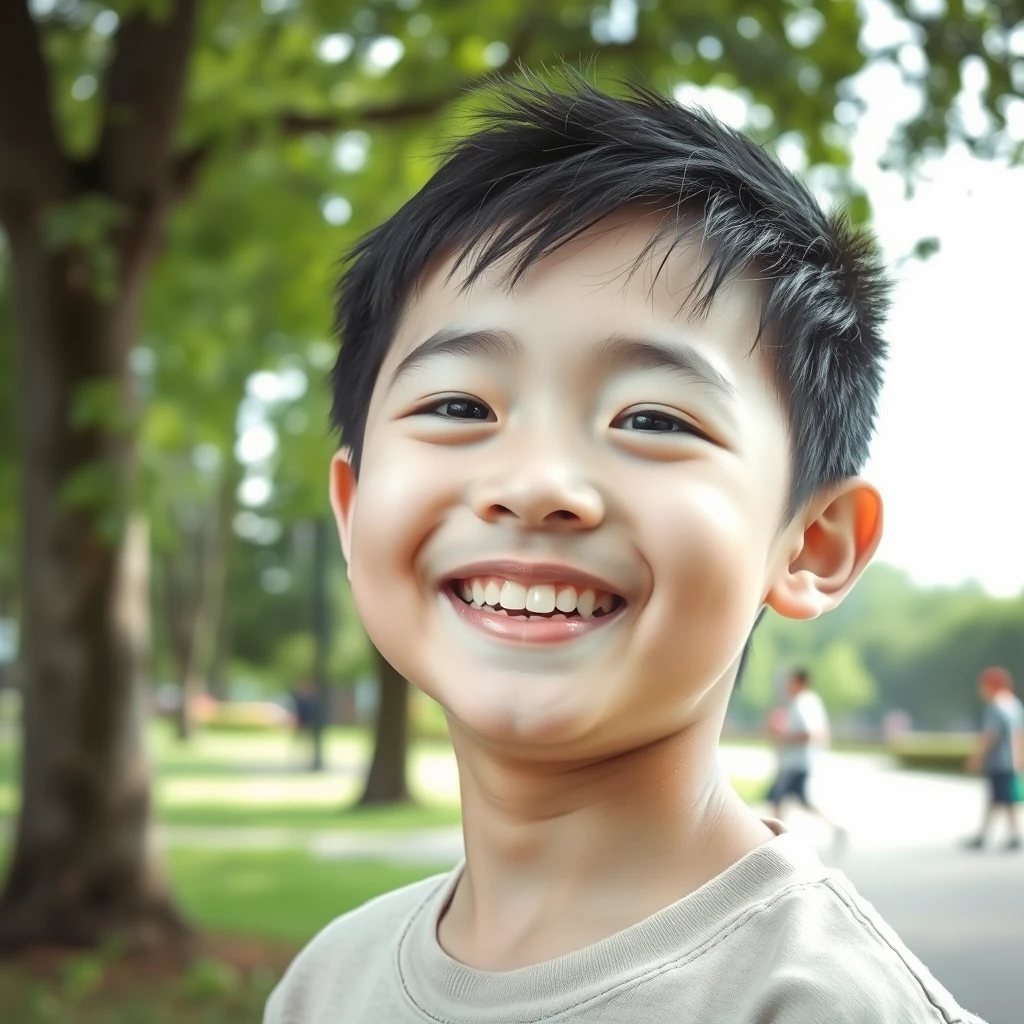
[551,510,579,521]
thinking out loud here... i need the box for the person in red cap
[965,666,1023,851]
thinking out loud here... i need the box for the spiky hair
[331,76,891,516]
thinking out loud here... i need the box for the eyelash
[420,397,494,421]
[612,410,701,436]
[419,398,704,439]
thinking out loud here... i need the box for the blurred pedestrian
[767,668,847,849]
[964,666,1023,852]
[290,677,324,771]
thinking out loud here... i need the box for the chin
[439,680,604,752]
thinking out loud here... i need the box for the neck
[439,714,772,969]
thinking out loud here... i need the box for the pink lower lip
[444,588,625,644]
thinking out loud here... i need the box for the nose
[468,457,605,530]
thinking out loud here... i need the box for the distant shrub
[888,732,974,773]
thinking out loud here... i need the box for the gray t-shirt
[264,823,984,1023]
[982,694,1024,773]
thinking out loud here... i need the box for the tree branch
[278,10,544,135]
[0,0,71,211]
[95,0,198,204]
[169,12,546,202]
[166,13,654,206]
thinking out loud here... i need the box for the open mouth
[446,575,626,622]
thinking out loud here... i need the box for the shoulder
[793,691,826,725]
[746,873,983,1023]
[803,691,826,714]
[263,870,451,1024]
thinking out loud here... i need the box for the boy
[265,78,983,1022]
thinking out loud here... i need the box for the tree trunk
[161,533,201,743]
[163,467,235,741]
[358,649,411,806]
[0,0,197,955]
[0,218,190,954]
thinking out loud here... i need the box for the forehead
[374,211,779,411]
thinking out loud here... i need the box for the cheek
[638,478,768,680]
[346,447,447,678]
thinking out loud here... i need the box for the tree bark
[0,216,191,954]
[358,649,411,806]
[162,525,202,742]
[0,0,197,954]
[162,465,235,741]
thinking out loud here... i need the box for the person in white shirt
[768,668,846,848]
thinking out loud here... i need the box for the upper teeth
[456,577,618,619]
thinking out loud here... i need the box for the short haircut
[979,666,1013,692]
[790,668,811,687]
[331,74,891,517]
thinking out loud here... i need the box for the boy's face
[333,212,863,759]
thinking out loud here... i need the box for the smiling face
[332,213,854,760]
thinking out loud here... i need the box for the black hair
[331,74,891,516]
[733,607,767,690]
[790,667,811,687]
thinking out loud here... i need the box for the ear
[765,479,883,621]
[329,449,357,572]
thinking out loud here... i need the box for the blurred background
[0,0,1022,1021]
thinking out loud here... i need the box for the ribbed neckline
[396,822,828,1023]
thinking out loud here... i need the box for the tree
[359,650,411,805]
[0,0,198,953]
[1,0,1020,953]
[812,641,878,723]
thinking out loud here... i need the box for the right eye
[421,397,494,421]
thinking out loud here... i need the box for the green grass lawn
[172,848,444,943]
[0,722,464,827]
[0,848,443,1024]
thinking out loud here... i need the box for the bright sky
[863,154,1024,598]
[847,30,1024,598]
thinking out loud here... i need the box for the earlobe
[766,480,883,621]
[329,449,357,569]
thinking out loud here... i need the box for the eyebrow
[594,334,738,406]
[386,327,522,391]
[387,327,738,415]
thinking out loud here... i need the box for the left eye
[614,411,693,434]
[424,398,493,421]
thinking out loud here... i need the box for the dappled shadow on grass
[0,934,291,1024]
[0,852,446,1022]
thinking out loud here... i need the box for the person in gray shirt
[965,666,1024,851]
